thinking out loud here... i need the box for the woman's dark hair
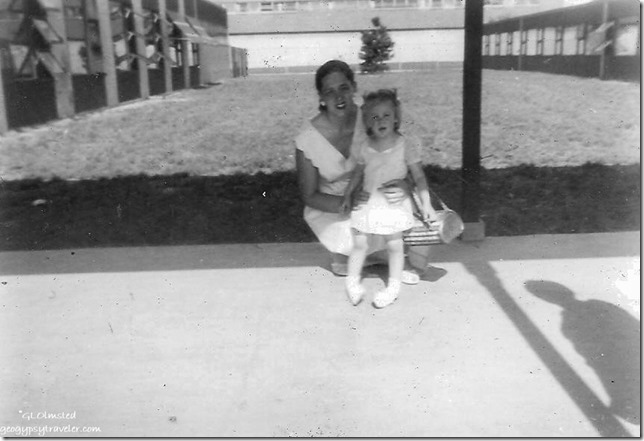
[314,60,356,93]
[361,88,402,135]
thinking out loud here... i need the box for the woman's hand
[352,190,370,209]
[379,179,410,205]
[339,196,353,215]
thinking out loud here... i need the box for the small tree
[359,17,394,74]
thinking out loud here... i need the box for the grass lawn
[0,69,639,250]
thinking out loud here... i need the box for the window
[506,32,513,55]
[499,33,507,55]
[526,28,537,55]
[260,2,273,11]
[64,3,84,19]
[542,27,556,55]
[374,0,395,8]
[576,23,586,55]
[519,29,527,55]
[554,26,564,54]
[536,28,545,55]
[512,30,520,55]
[614,23,640,56]
[191,43,199,66]
[562,26,577,55]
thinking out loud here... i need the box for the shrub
[359,17,394,74]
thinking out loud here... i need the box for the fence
[482,0,640,81]
[0,0,248,132]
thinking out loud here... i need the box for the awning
[170,15,223,46]
[172,20,201,41]
[32,18,61,43]
[189,23,228,46]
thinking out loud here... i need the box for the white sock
[346,275,361,288]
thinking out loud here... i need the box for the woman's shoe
[401,269,420,285]
[331,262,348,276]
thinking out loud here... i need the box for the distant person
[294,60,431,286]
[526,280,640,426]
[340,89,437,307]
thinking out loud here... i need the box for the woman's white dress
[294,112,387,255]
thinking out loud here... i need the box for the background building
[0,0,247,130]
[482,0,639,81]
[217,0,591,72]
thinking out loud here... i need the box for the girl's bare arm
[408,163,437,221]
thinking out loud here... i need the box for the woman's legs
[345,231,369,305]
[373,232,404,308]
[406,244,432,274]
[330,253,349,276]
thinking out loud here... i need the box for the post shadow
[525,280,640,426]
[463,261,632,437]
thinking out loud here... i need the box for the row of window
[483,23,639,57]
[225,0,541,13]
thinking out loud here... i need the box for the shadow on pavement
[465,261,634,437]
[526,280,641,427]
[0,232,638,276]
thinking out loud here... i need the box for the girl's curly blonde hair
[361,88,402,135]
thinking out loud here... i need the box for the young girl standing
[341,89,437,308]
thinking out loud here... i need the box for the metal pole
[598,0,610,80]
[158,0,173,93]
[46,0,75,119]
[96,0,119,106]
[518,17,524,71]
[178,0,191,89]
[0,55,8,133]
[461,0,484,240]
[132,0,150,98]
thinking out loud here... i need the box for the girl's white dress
[350,136,419,235]
[294,111,387,255]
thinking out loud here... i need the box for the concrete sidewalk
[0,232,640,437]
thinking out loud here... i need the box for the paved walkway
[0,232,640,437]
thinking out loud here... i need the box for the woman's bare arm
[340,164,365,214]
[296,149,344,213]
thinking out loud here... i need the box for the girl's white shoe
[372,287,398,308]
[373,278,401,308]
[345,277,366,306]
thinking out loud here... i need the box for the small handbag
[403,189,464,246]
